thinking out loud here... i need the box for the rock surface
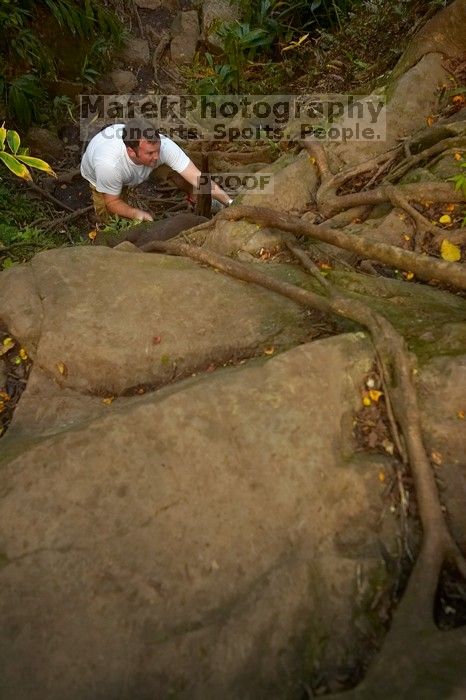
[170,10,200,65]
[108,69,138,93]
[25,127,65,162]
[202,0,239,50]
[0,333,401,700]
[0,247,319,395]
[119,37,150,67]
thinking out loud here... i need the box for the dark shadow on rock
[125,213,208,247]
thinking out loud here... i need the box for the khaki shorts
[89,185,129,223]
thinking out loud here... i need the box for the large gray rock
[108,69,138,93]
[202,0,239,50]
[170,10,200,65]
[119,37,150,67]
[0,247,318,395]
[0,333,401,700]
[25,127,64,162]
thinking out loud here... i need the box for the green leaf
[0,123,6,151]
[6,129,21,154]
[0,151,32,180]
[16,154,56,176]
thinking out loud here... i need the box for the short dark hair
[122,118,160,150]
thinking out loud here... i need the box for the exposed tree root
[141,237,466,697]
[216,205,466,289]
[26,180,74,213]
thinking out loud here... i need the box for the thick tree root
[142,237,466,696]
[216,205,466,289]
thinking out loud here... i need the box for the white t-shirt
[80,123,190,195]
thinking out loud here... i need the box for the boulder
[108,69,138,93]
[202,0,239,50]
[25,127,65,162]
[136,0,178,8]
[0,247,319,395]
[170,10,200,65]
[0,333,402,699]
[119,37,150,67]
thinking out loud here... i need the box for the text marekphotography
[79,94,387,143]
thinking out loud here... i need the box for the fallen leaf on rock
[431,450,443,466]
[369,389,383,402]
[57,362,68,377]
[457,410,465,420]
[426,115,434,126]
[88,229,97,241]
[264,346,275,355]
[0,337,14,356]
[403,271,414,280]
[438,214,452,224]
[362,393,372,407]
[453,153,462,162]
[0,391,9,401]
[440,239,461,262]
[445,203,457,211]
[102,397,114,405]
[378,471,386,482]
[382,439,394,455]
[152,335,162,345]
[19,348,28,360]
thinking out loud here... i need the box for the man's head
[122,118,160,167]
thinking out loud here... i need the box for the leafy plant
[447,161,466,199]
[0,124,56,180]
[0,0,124,126]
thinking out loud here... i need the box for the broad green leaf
[0,123,6,151]
[6,129,20,154]
[16,154,56,177]
[0,151,32,180]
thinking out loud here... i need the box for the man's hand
[133,209,153,221]
[102,193,154,221]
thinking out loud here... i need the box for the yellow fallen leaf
[454,153,463,161]
[319,262,332,270]
[403,235,411,241]
[445,203,456,211]
[438,214,452,224]
[426,115,434,126]
[88,229,97,241]
[378,471,386,483]
[102,396,114,405]
[457,410,465,419]
[452,95,465,105]
[431,450,443,466]
[19,348,28,360]
[369,389,383,402]
[57,362,68,377]
[0,337,14,356]
[309,156,316,164]
[0,400,4,412]
[264,346,275,355]
[362,394,371,407]
[404,271,414,280]
[0,391,10,401]
[440,239,461,262]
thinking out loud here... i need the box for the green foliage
[0,179,78,268]
[448,161,466,200]
[0,0,124,127]
[0,124,56,180]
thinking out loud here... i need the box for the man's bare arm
[179,162,233,205]
[102,193,153,221]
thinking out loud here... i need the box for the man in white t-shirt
[81,118,232,222]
